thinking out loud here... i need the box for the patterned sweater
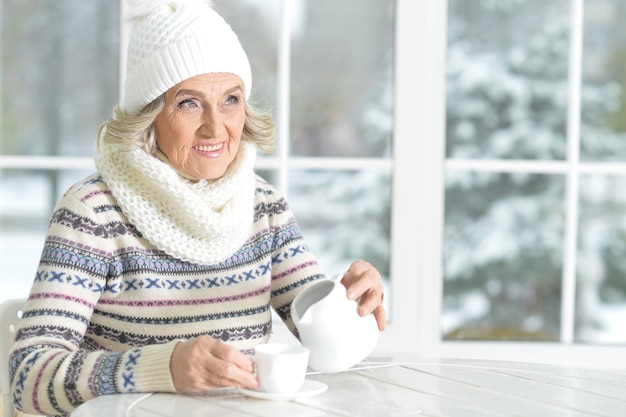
[9,173,324,416]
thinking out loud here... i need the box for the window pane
[577,175,626,343]
[443,172,565,341]
[0,0,120,156]
[0,169,93,298]
[446,0,570,160]
[288,169,392,312]
[581,0,626,161]
[290,0,394,158]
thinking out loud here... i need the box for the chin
[201,169,228,180]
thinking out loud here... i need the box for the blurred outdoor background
[1,0,625,348]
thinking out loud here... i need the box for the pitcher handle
[330,273,344,283]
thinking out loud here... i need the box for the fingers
[201,341,257,388]
[171,336,258,393]
[210,340,255,376]
[355,289,387,332]
[356,288,384,316]
[342,260,381,301]
[373,305,387,331]
[341,260,387,330]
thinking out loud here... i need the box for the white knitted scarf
[95,140,257,265]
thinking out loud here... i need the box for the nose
[199,106,225,138]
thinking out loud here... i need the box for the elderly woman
[8,0,386,415]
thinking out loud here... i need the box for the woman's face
[154,73,246,180]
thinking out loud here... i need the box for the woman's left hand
[340,260,387,331]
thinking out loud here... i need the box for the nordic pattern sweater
[9,173,324,416]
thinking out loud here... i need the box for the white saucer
[238,379,328,401]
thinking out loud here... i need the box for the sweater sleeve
[260,180,326,334]
[8,181,178,416]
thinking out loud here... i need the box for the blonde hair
[98,94,275,155]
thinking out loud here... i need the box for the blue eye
[225,95,240,105]
[178,98,198,108]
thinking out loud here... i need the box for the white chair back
[0,298,27,417]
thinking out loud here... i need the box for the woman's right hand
[170,335,259,392]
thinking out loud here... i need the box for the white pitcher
[291,273,379,373]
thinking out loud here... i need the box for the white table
[71,357,626,417]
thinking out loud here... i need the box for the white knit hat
[121,0,252,115]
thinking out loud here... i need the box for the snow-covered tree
[444,0,626,342]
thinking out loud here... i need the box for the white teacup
[254,343,310,393]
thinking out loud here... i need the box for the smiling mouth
[195,143,224,152]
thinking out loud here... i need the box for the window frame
[2,0,624,369]
[407,0,625,369]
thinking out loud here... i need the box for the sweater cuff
[127,340,181,393]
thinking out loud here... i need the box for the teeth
[195,143,223,152]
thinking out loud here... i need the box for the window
[3,0,622,368]
[1,0,399,345]
[411,0,625,367]
[0,0,119,299]
[444,0,573,343]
